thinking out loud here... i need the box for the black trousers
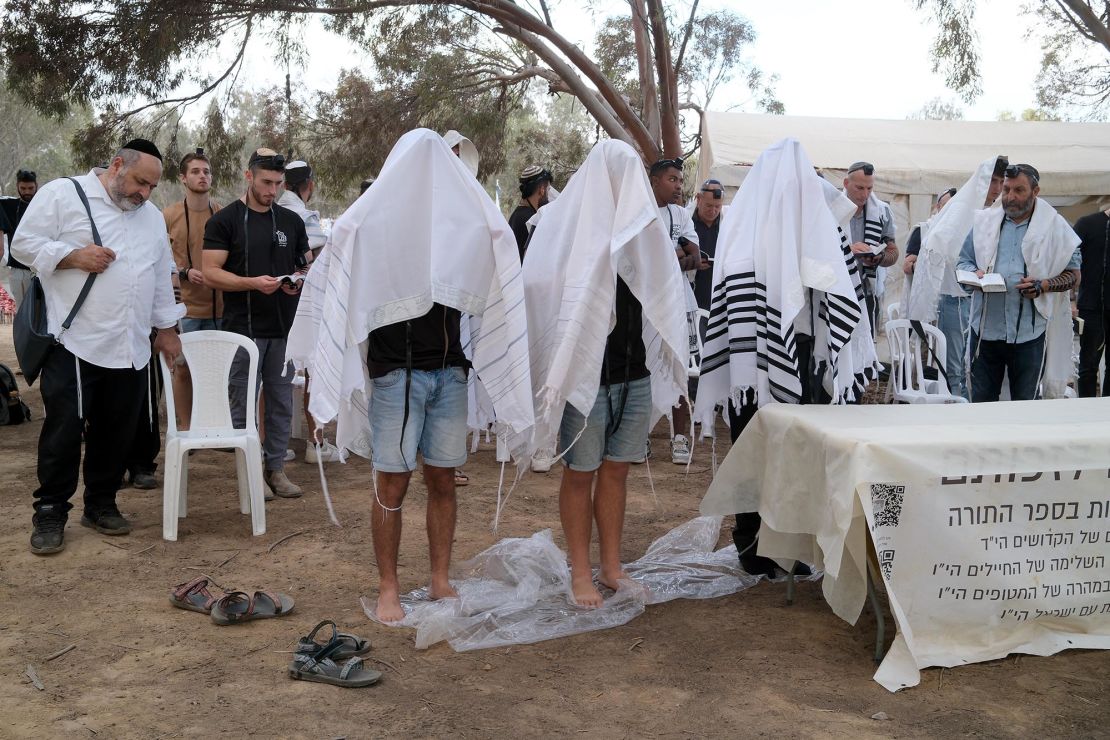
[126,356,163,475]
[728,336,814,539]
[33,346,147,517]
[1078,307,1110,398]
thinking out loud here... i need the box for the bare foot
[597,568,630,592]
[571,573,604,608]
[429,579,458,600]
[375,587,405,623]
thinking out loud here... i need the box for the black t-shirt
[203,200,309,338]
[905,225,922,257]
[601,278,649,383]
[2,197,29,269]
[1076,211,1110,311]
[692,213,720,311]
[508,204,537,262]
[367,303,468,378]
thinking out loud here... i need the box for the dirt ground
[0,323,1107,740]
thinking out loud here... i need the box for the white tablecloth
[700,398,1110,624]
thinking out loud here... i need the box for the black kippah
[122,138,163,161]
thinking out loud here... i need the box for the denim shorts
[370,366,469,472]
[559,376,652,472]
[180,317,221,333]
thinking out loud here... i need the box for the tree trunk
[629,0,661,144]
[643,0,681,158]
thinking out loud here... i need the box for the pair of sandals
[170,576,295,625]
[288,620,381,688]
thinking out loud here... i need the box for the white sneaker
[531,449,555,473]
[283,449,296,463]
[671,434,691,465]
[305,439,343,464]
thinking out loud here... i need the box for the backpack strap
[909,319,948,383]
[58,177,100,337]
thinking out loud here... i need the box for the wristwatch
[179,267,190,282]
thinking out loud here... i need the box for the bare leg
[560,466,603,608]
[423,464,458,600]
[594,460,630,590]
[172,361,193,430]
[371,469,412,622]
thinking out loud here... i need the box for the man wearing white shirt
[649,157,705,464]
[12,139,183,555]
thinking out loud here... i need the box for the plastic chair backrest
[161,331,259,435]
[885,319,947,396]
[886,303,901,323]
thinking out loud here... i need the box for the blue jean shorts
[370,366,469,472]
[180,317,221,332]
[559,376,652,472]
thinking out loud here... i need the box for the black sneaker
[732,531,779,579]
[30,512,67,555]
[129,471,158,490]
[80,509,132,536]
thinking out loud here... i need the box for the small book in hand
[278,273,305,286]
[955,270,1006,292]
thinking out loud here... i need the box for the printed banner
[860,469,1110,691]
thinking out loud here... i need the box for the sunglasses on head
[701,187,723,199]
[651,157,684,176]
[938,187,957,200]
[847,162,874,176]
[1004,163,1039,186]
[249,149,285,170]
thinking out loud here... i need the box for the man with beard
[508,165,553,260]
[12,139,183,554]
[957,164,1081,401]
[2,169,39,309]
[163,148,222,432]
[202,148,310,499]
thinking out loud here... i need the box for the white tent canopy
[697,111,1110,306]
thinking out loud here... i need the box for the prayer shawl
[971,198,1081,398]
[695,139,873,421]
[286,128,534,463]
[906,156,997,322]
[442,130,479,178]
[522,139,688,452]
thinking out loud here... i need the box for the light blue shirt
[957,216,1081,344]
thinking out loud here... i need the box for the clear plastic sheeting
[361,516,820,651]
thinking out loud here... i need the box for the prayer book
[955,270,1006,292]
[278,273,306,285]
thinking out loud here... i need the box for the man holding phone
[202,148,310,498]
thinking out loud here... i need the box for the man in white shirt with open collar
[12,138,183,555]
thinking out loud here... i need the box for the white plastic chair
[160,331,266,541]
[885,319,969,405]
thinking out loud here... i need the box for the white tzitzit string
[313,429,341,527]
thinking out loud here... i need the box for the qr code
[877,548,895,580]
[870,483,906,528]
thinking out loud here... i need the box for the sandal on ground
[169,576,219,614]
[289,647,381,688]
[454,469,469,486]
[296,620,371,661]
[210,590,295,625]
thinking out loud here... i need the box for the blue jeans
[181,317,221,332]
[969,332,1046,402]
[559,376,652,472]
[370,367,469,472]
[937,294,970,399]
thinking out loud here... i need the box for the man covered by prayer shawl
[523,139,689,609]
[694,138,875,577]
[286,129,534,622]
[905,155,1007,399]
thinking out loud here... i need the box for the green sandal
[296,620,371,661]
[289,639,381,688]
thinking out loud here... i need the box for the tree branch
[1058,0,1110,52]
[644,0,680,157]
[673,0,699,78]
[629,0,661,142]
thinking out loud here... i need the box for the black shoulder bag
[13,178,101,385]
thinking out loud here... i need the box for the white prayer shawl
[286,128,534,463]
[971,198,1081,398]
[695,139,872,422]
[906,156,997,322]
[522,139,688,453]
[441,130,479,178]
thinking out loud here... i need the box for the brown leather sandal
[210,590,295,625]
[169,576,219,615]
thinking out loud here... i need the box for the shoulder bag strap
[58,177,101,334]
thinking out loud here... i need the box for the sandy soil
[0,324,1106,739]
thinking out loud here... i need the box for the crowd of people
[2,132,1106,629]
